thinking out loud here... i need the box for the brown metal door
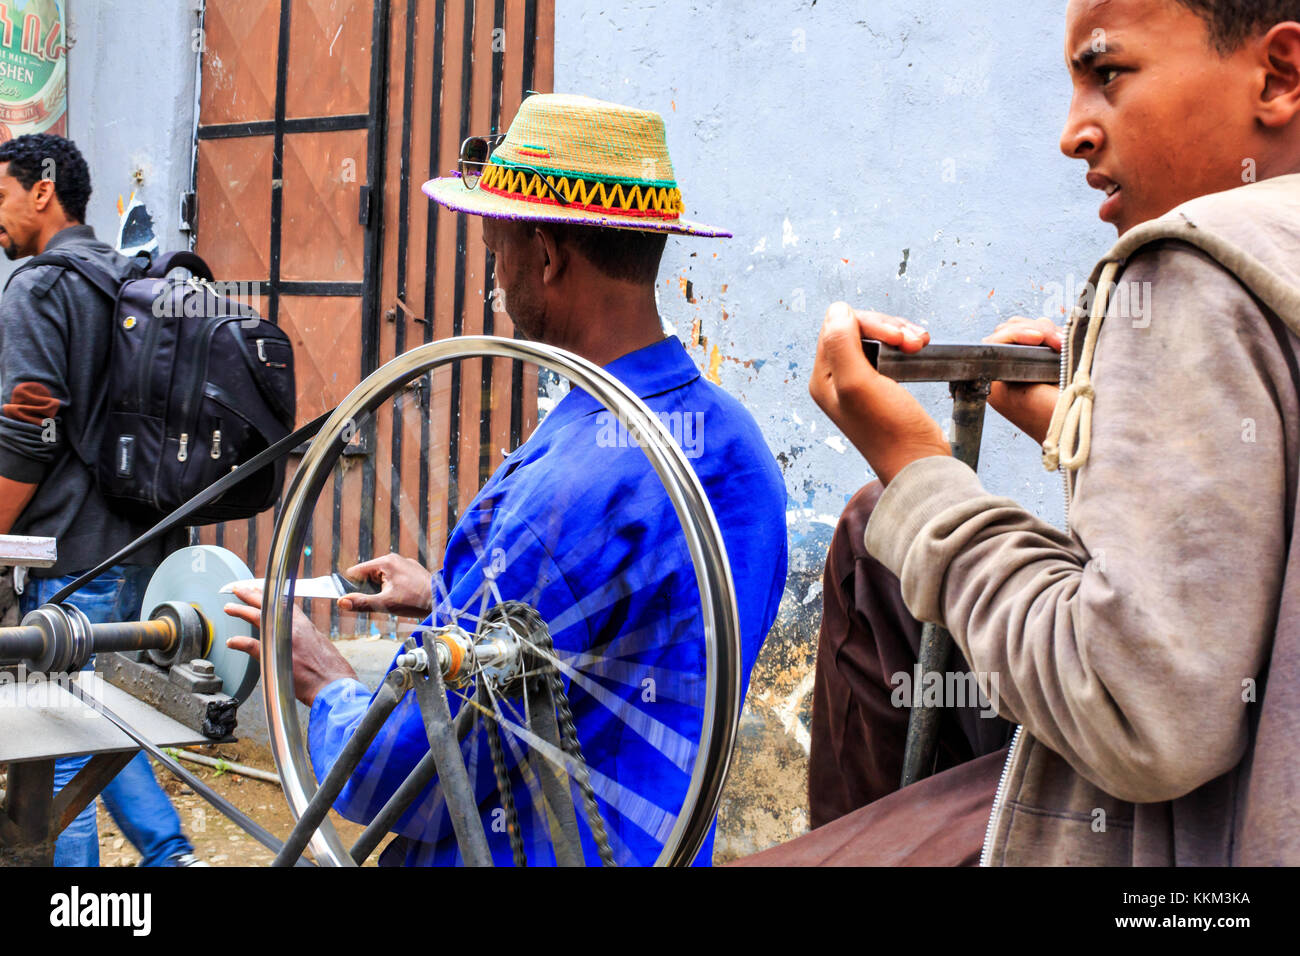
[193,0,551,636]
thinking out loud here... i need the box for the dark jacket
[0,225,180,577]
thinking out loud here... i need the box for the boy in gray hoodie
[757,0,1300,866]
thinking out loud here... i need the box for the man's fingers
[223,602,261,628]
[345,557,387,580]
[852,308,929,353]
[229,583,264,608]
[225,635,261,662]
[819,303,880,402]
[338,592,381,612]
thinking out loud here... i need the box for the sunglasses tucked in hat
[422,93,730,238]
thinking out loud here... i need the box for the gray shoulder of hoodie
[863,239,1296,804]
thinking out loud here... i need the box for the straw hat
[422,93,730,238]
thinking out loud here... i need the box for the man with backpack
[0,133,200,867]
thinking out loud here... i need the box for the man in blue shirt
[227,94,788,865]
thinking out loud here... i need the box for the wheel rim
[260,336,742,866]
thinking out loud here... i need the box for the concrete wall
[554,0,1117,858]
[0,0,199,289]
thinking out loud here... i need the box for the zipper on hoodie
[980,304,1079,867]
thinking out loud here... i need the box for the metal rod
[863,340,1060,384]
[526,678,584,866]
[349,750,437,864]
[347,695,482,864]
[900,380,993,789]
[169,750,282,785]
[273,667,412,867]
[0,627,46,662]
[410,654,494,866]
[77,619,176,655]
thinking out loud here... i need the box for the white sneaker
[170,853,210,867]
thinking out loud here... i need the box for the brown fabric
[734,746,1007,866]
[808,481,1013,828]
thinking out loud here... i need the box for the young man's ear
[30,176,57,213]
[1258,22,1300,128]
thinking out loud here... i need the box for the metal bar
[266,0,292,325]
[348,750,435,863]
[899,380,993,788]
[0,534,56,568]
[409,650,494,865]
[446,0,477,540]
[348,694,480,863]
[273,667,412,867]
[863,340,1060,384]
[330,469,343,637]
[508,0,538,454]
[4,760,53,859]
[358,0,393,575]
[278,281,366,296]
[526,678,584,866]
[197,114,372,139]
[391,0,419,561]
[50,751,134,835]
[478,0,507,487]
[0,626,45,661]
[0,618,174,665]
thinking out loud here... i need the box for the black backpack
[8,249,296,526]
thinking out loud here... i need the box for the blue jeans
[20,567,194,867]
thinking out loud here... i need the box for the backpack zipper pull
[210,429,222,459]
[178,433,189,462]
[257,338,268,362]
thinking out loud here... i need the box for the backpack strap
[2,250,139,472]
[1042,216,1300,473]
[146,250,214,281]
[8,249,127,302]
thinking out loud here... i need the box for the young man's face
[0,163,43,260]
[1060,0,1265,234]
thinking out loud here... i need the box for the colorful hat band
[479,161,686,220]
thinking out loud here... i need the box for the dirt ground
[95,738,371,867]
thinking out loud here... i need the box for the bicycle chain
[482,683,527,867]
[485,601,616,867]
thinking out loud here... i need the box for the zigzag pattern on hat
[479,162,685,219]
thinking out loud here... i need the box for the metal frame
[261,336,743,866]
[862,341,1061,787]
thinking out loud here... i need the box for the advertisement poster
[0,0,66,142]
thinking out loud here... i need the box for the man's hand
[809,302,951,485]
[224,584,356,706]
[983,317,1064,445]
[337,553,434,617]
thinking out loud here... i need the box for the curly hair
[1173,1,1300,53]
[0,133,92,223]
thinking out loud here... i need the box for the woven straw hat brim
[422,175,732,238]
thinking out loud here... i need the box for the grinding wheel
[142,545,261,702]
